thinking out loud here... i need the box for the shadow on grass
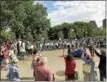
[56,70,65,76]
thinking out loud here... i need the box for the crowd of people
[0,37,106,81]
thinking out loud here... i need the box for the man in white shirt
[19,42,26,60]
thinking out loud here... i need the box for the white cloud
[49,1,105,27]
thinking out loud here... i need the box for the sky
[33,1,105,27]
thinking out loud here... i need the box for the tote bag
[83,63,91,73]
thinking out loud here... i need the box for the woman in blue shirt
[6,58,20,81]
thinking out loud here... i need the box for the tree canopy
[0,1,105,42]
[0,1,50,41]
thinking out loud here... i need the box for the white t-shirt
[40,44,43,48]
[31,45,34,49]
[20,43,26,52]
[18,40,22,46]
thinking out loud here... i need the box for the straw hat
[40,57,48,64]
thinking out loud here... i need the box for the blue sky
[33,1,105,27]
[43,1,56,13]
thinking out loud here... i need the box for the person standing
[17,40,20,59]
[0,51,4,70]
[31,50,41,81]
[82,53,95,81]
[19,42,26,60]
[6,58,20,81]
[94,48,106,81]
[3,45,9,70]
[88,45,94,56]
[34,57,53,81]
[31,50,40,69]
[9,47,17,63]
[67,45,71,55]
[40,43,43,51]
[63,49,76,81]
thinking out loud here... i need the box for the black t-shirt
[99,55,106,70]
[0,55,4,65]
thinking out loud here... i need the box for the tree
[48,21,95,40]
[48,26,60,40]
[61,22,71,39]
[68,29,75,39]
[23,2,50,41]
[0,1,27,39]
[8,31,16,41]
[0,29,9,41]
[58,31,64,40]
[0,1,50,41]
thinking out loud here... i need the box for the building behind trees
[103,19,106,28]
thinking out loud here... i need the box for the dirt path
[1,49,100,81]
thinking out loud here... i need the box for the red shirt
[3,45,8,59]
[64,58,76,74]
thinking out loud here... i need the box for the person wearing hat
[94,48,106,81]
[34,57,53,81]
[6,58,20,81]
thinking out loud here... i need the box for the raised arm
[94,49,101,57]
